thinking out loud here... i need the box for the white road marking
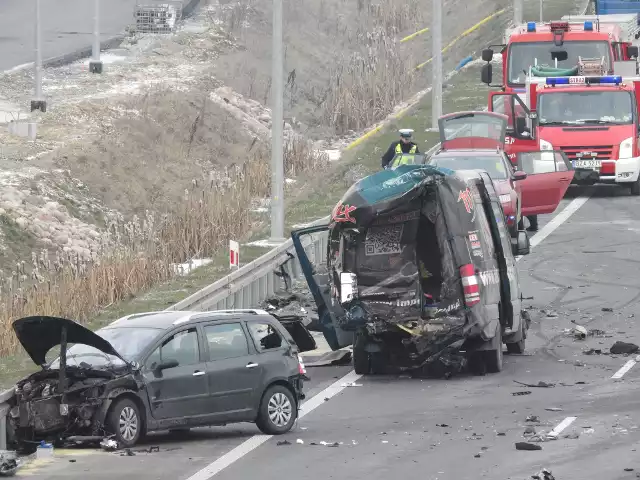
[611,355,640,379]
[184,370,362,480]
[516,195,591,262]
[548,416,577,438]
[187,196,590,480]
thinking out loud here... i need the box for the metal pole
[90,0,103,73]
[270,0,285,242]
[431,0,443,129]
[540,0,543,22]
[30,0,46,112]
[514,0,523,25]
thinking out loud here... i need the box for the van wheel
[353,346,370,374]
[630,179,640,196]
[468,352,487,376]
[108,398,144,448]
[484,326,504,373]
[256,385,297,435]
[506,321,526,354]
[370,352,387,374]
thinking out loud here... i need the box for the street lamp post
[430,0,443,129]
[270,0,285,243]
[90,0,103,74]
[31,0,46,112]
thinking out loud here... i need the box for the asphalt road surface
[0,0,138,72]
[19,184,640,479]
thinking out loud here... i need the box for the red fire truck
[488,67,640,195]
[480,17,640,92]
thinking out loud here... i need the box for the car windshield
[538,90,633,125]
[429,154,509,179]
[507,41,611,85]
[49,327,162,369]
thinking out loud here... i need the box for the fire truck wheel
[630,179,640,196]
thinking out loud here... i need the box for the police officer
[381,129,420,169]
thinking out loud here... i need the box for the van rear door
[516,151,574,216]
[290,226,352,350]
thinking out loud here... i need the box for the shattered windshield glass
[538,90,633,125]
[429,154,509,179]
[507,41,611,85]
[50,327,162,369]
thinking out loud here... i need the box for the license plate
[573,159,602,169]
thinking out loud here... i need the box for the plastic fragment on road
[36,441,54,458]
[296,439,304,444]
[340,382,363,387]
[526,415,541,423]
[515,442,542,451]
[100,439,118,451]
[531,468,556,480]
[515,380,555,388]
[276,440,291,446]
[0,451,19,477]
[545,407,563,412]
[573,325,588,339]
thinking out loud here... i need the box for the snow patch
[172,258,213,275]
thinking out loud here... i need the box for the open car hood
[13,316,123,367]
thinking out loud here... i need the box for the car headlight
[539,139,553,151]
[619,137,634,159]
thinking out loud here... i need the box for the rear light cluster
[460,264,480,307]
[298,355,307,375]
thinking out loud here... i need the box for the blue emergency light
[527,22,536,32]
[545,75,623,85]
[584,20,593,31]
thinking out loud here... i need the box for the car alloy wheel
[268,392,292,428]
[119,406,139,442]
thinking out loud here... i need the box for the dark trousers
[527,215,538,230]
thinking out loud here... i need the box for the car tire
[108,397,144,448]
[369,351,387,374]
[630,179,640,196]
[353,346,371,374]
[256,385,297,435]
[484,325,504,373]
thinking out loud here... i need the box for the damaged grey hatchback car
[8,310,316,453]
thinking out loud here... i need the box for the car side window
[146,328,200,369]
[204,323,249,361]
[248,322,283,351]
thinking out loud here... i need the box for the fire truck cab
[480,18,640,92]
[489,66,640,195]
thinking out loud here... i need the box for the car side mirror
[481,63,493,85]
[513,170,527,181]
[512,230,530,256]
[339,272,357,303]
[628,45,639,59]
[481,48,494,62]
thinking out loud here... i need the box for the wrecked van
[7,310,315,452]
[292,165,533,375]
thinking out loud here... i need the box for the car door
[291,225,352,350]
[489,92,538,164]
[438,111,507,150]
[202,321,263,421]
[516,150,575,216]
[142,326,210,422]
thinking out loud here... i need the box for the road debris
[296,439,304,444]
[583,348,603,355]
[516,442,542,451]
[625,468,634,472]
[515,380,555,388]
[531,468,556,480]
[562,432,580,439]
[572,325,588,339]
[497,432,506,436]
[523,426,537,436]
[611,341,639,355]
[437,424,450,427]
[526,415,541,423]
[340,382,363,387]
[474,453,481,458]
[277,440,292,446]
[121,449,135,457]
[545,407,563,412]
[304,350,352,367]
[602,307,614,312]
[100,439,118,451]
[513,391,532,396]
[0,451,19,477]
